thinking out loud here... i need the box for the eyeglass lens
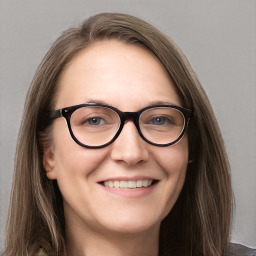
[139,107,184,145]
[70,106,185,147]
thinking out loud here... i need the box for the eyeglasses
[49,103,193,148]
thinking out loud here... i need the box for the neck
[65,221,160,256]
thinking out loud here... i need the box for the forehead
[56,40,182,110]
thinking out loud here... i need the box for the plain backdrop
[0,0,255,251]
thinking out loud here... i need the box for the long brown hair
[3,13,232,256]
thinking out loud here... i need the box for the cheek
[153,136,189,211]
[52,120,109,178]
[155,136,189,176]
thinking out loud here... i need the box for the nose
[110,121,149,165]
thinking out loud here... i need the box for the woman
[3,13,255,256]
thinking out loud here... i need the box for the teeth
[108,180,114,188]
[103,180,154,189]
[114,181,119,188]
[142,180,148,187]
[128,181,136,189]
[136,180,142,188]
[120,181,128,188]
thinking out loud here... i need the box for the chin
[98,214,162,235]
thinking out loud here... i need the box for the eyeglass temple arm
[186,108,194,118]
[48,109,63,120]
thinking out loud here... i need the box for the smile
[102,180,155,189]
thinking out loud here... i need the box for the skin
[43,40,189,256]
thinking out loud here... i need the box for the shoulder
[225,243,256,256]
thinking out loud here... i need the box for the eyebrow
[85,99,181,108]
[85,99,110,105]
[146,100,180,106]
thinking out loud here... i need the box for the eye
[86,117,106,126]
[148,116,172,125]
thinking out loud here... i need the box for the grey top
[225,243,256,256]
[161,243,256,255]
[39,243,256,256]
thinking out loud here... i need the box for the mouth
[99,179,158,189]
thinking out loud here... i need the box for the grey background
[0,0,255,251]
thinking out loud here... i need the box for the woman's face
[44,40,189,235]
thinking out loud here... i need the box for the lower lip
[99,183,158,198]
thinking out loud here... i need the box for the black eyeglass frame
[49,103,193,148]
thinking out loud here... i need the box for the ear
[43,145,58,180]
